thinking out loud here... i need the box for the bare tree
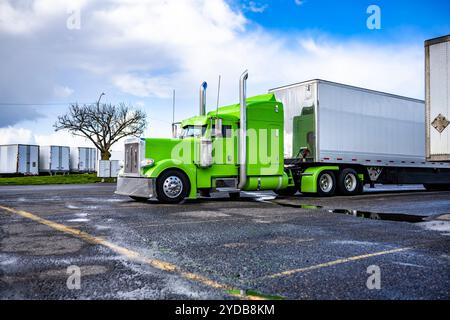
[54,102,147,160]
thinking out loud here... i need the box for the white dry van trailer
[0,144,39,175]
[70,147,97,172]
[269,79,450,193]
[98,160,121,178]
[425,35,450,162]
[39,146,70,174]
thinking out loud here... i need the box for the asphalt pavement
[0,184,449,300]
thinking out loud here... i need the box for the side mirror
[214,118,223,137]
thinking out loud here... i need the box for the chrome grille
[124,142,139,174]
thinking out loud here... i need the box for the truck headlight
[140,159,155,167]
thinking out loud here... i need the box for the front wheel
[317,171,336,197]
[156,170,190,204]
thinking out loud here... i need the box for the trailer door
[30,146,39,175]
[18,145,38,174]
[50,146,59,171]
[79,148,86,171]
[61,147,70,171]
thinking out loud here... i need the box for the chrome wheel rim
[319,173,333,193]
[163,176,183,198]
[344,173,357,192]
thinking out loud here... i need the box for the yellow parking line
[0,205,264,300]
[262,247,413,279]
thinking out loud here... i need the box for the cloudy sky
[0,0,449,151]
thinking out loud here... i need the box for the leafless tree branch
[54,102,147,160]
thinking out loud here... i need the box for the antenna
[216,75,221,116]
[172,89,176,124]
[171,89,177,138]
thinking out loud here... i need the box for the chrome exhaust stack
[238,70,249,190]
[199,81,208,116]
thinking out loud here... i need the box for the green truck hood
[144,137,196,163]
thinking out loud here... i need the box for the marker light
[140,159,155,167]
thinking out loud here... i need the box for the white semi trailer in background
[39,146,70,174]
[426,35,450,162]
[0,144,39,175]
[70,147,97,173]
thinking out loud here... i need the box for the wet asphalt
[0,184,449,300]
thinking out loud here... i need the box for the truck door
[212,123,237,167]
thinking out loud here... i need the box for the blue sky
[0,0,449,149]
[242,0,450,39]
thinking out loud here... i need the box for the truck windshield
[181,125,206,138]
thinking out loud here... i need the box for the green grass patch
[0,173,116,185]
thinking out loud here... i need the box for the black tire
[274,186,298,196]
[337,168,362,196]
[316,171,337,197]
[229,192,241,200]
[129,196,148,202]
[156,170,190,204]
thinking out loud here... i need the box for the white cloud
[294,0,305,6]
[0,0,426,139]
[0,127,36,145]
[0,0,87,34]
[112,74,171,98]
[53,85,74,98]
[243,1,268,13]
[0,127,98,149]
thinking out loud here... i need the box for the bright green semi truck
[116,71,450,203]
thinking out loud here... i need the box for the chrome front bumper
[115,176,157,199]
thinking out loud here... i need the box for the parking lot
[0,184,449,300]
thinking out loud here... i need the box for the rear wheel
[337,168,362,196]
[156,170,190,204]
[317,171,336,197]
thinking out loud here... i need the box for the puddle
[75,213,89,218]
[95,225,111,230]
[273,201,428,223]
[177,211,230,218]
[329,209,426,223]
[418,220,450,233]
[67,218,90,222]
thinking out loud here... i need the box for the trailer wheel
[156,170,190,204]
[337,169,361,196]
[317,171,336,197]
